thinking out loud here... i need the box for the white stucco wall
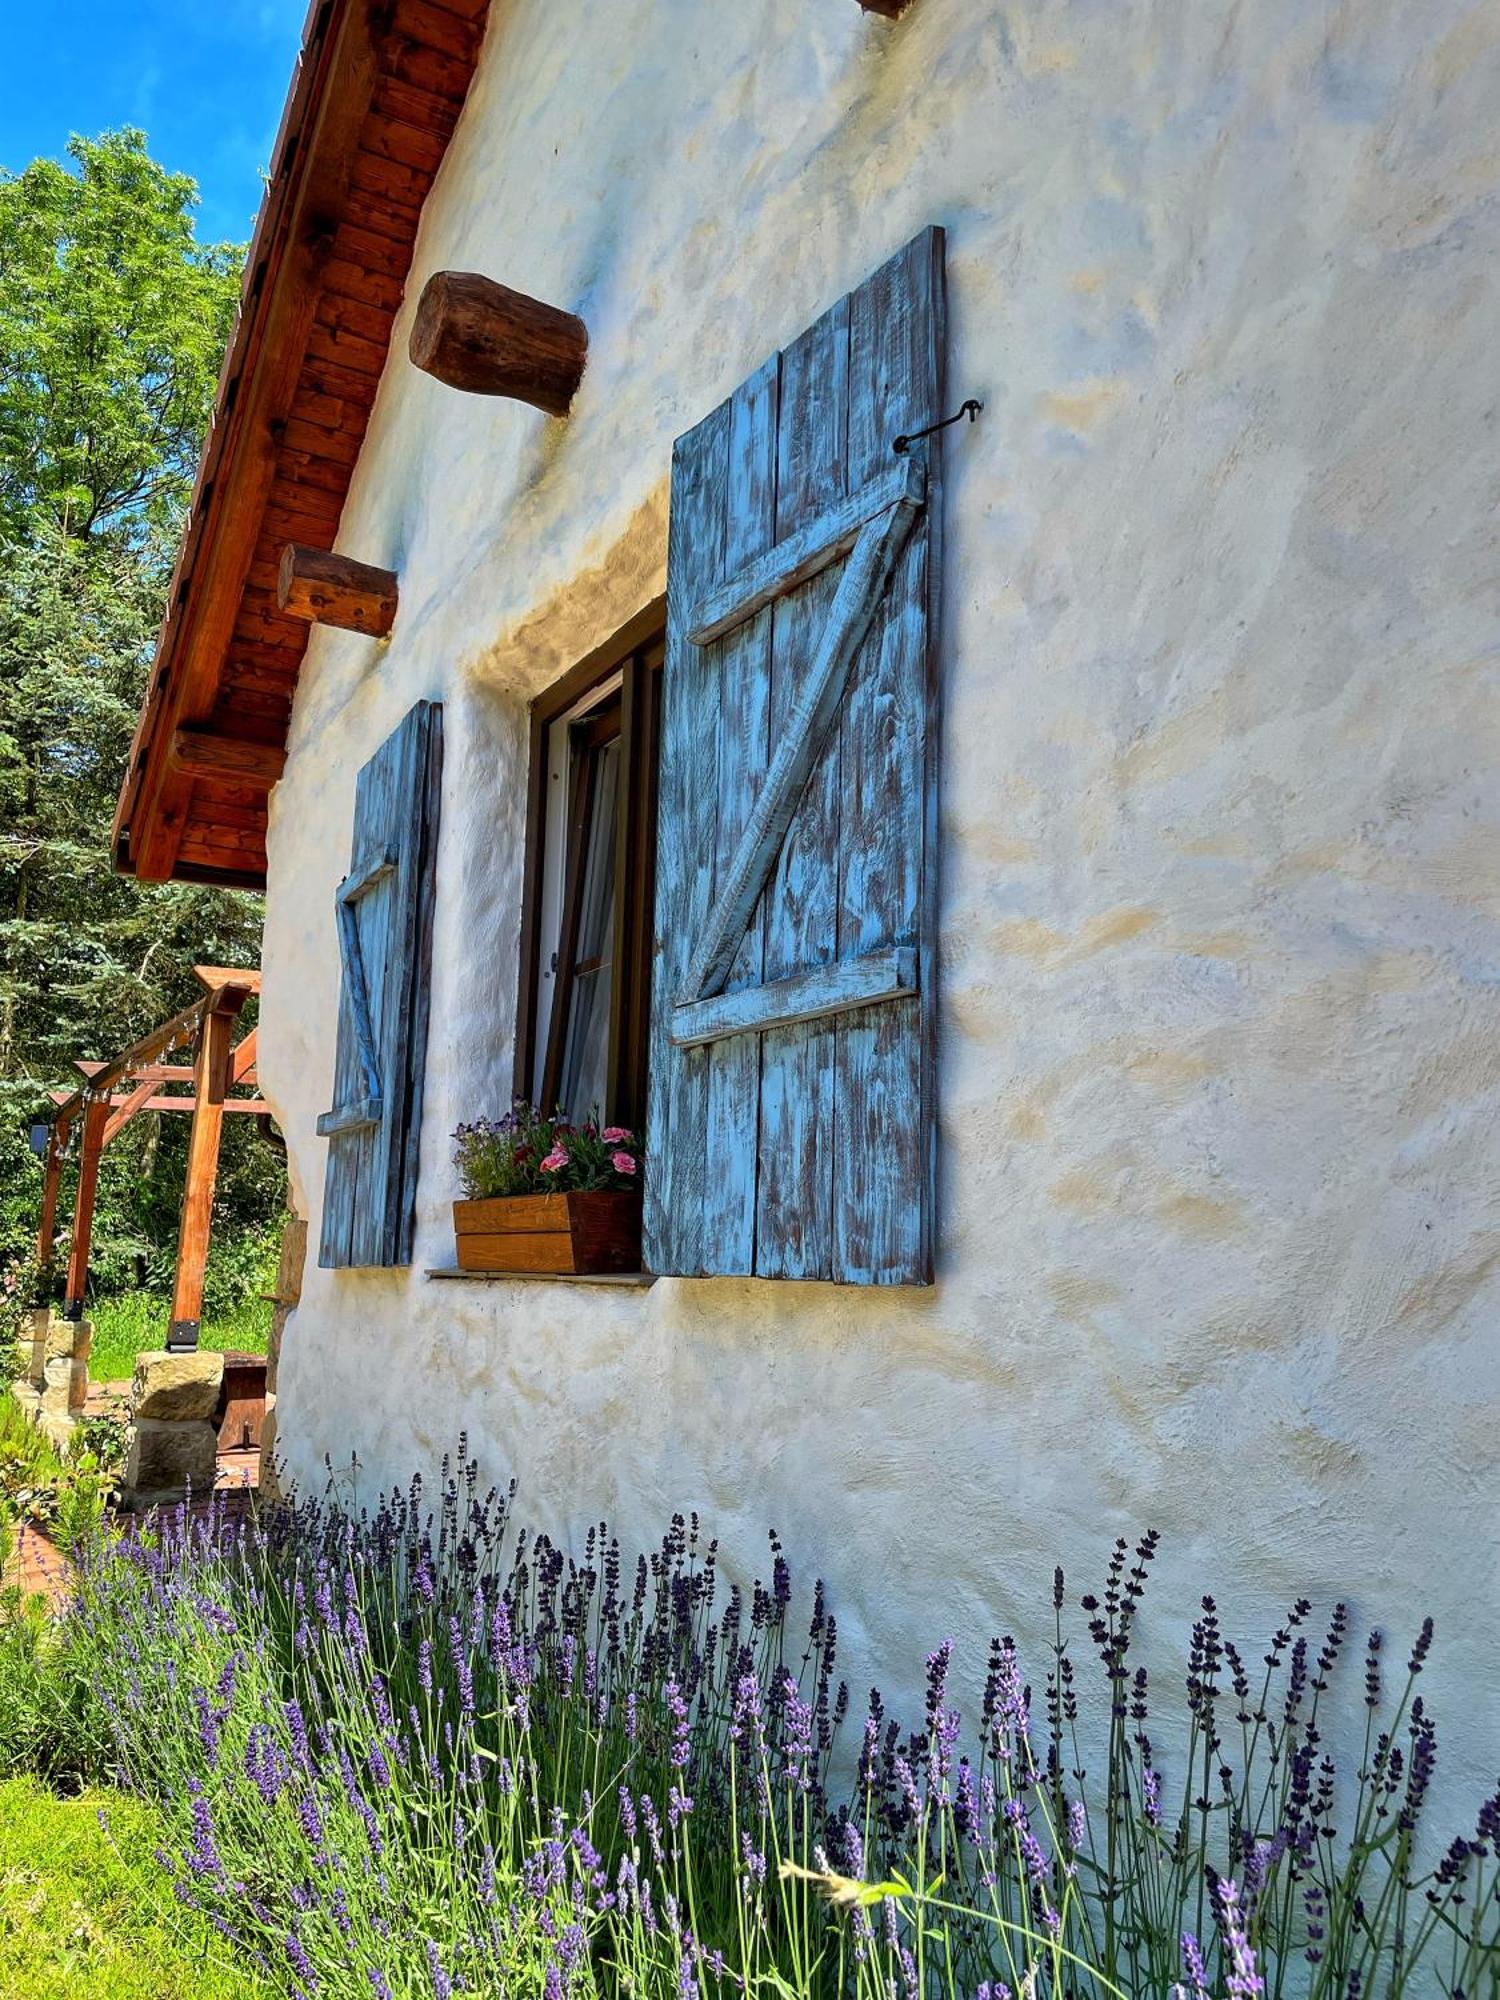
[264,0,1500,1802]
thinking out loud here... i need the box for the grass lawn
[0,1776,264,1999]
[85,1292,271,1384]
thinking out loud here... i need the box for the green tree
[0,130,283,1310]
[0,129,240,544]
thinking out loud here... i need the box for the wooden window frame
[514,600,665,1134]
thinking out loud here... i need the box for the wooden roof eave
[112,0,490,892]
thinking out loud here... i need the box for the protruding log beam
[859,0,915,13]
[170,727,288,787]
[409,272,587,416]
[277,544,399,636]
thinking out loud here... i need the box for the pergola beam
[52,1089,271,1118]
[38,968,266,1345]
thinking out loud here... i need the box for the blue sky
[2,0,307,244]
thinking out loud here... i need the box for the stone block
[40,1355,73,1417]
[131,1349,224,1423]
[29,1313,90,1393]
[123,1418,217,1499]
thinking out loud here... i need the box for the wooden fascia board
[114,0,385,883]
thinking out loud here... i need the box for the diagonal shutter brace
[678,480,925,1004]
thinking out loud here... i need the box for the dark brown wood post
[859,0,915,13]
[167,997,244,1351]
[62,1098,110,1318]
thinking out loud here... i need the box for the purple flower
[284,1932,318,1992]
[1180,1931,1209,1998]
[186,1790,222,1880]
[426,1941,452,1999]
[296,1788,325,1849]
[194,1687,221,1763]
[1215,1877,1264,2000]
[285,1699,312,1772]
[666,1677,690,1769]
[1003,1798,1058,1933]
[1143,1763,1162,1827]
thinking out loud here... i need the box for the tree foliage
[0,129,284,1310]
[0,130,240,544]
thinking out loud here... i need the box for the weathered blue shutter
[318,701,443,1268]
[646,228,944,1284]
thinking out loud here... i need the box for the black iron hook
[893,397,983,455]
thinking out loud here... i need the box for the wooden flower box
[452,1191,643,1275]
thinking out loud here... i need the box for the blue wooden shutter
[646,228,944,1285]
[318,701,444,1269]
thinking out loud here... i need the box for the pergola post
[167,995,244,1352]
[35,1118,68,1278]
[62,1098,110,1319]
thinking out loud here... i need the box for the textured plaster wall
[264,0,1500,1796]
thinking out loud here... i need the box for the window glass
[518,623,662,1133]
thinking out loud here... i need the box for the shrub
[453,1102,642,1197]
[0,1391,119,1554]
[24,1453,1500,1998]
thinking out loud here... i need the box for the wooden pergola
[39,968,270,1351]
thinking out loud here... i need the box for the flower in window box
[451,1103,644,1273]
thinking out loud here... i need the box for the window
[516,609,664,1134]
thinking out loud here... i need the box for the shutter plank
[390,707,444,1263]
[703,356,780,1273]
[835,227,944,1283]
[644,406,730,1274]
[347,749,396,1270]
[756,297,850,1279]
[319,702,443,1270]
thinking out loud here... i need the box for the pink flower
[540,1146,569,1173]
[602,1126,632,1144]
[611,1151,637,1176]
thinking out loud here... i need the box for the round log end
[408,269,587,416]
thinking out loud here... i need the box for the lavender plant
[41,1451,1500,1999]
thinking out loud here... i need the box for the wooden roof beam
[409,272,587,415]
[170,727,288,786]
[277,543,398,634]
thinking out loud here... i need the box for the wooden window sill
[426,1268,656,1288]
